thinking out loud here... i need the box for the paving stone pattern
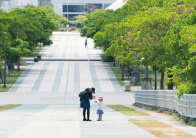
[9,32,120,93]
[0,32,154,138]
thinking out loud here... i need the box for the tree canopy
[80,0,196,97]
[0,6,68,73]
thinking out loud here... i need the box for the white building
[106,0,127,11]
[0,0,40,10]
[52,0,116,23]
[0,0,116,22]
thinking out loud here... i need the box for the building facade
[0,0,53,11]
[51,0,116,23]
[0,0,116,22]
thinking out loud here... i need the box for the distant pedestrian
[95,96,104,121]
[85,38,88,48]
[79,87,95,121]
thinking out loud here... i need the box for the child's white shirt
[96,101,103,110]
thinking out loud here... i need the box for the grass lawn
[0,69,24,92]
[129,119,194,138]
[0,104,22,111]
[107,105,149,116]
[109,63,168,87]
[110,66,125,86]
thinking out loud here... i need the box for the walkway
[0,32,154,137]
[9,32,121,93]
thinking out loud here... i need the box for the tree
[80,0,196,93]
[7,39,31,71]
[0,11,13,87]
[80,9,114,38]
[74,15,86,26]
[8,6,60,47]
[162,11,196,96]
[132,9,177,89]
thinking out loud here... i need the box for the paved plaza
[0,32,195,137]
[0,32,154,137]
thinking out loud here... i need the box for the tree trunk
[7,61,11,74]
[155,70,157,90]
[134,54,138,85]
[17,62,20,71]
[160,72,164,90]
[121,65,125,81]
[167,70,174,90]
[168,74,174,90]
[11,63,14,70]
[113,58,116,67]
[145,67,148,83]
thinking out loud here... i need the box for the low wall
[135,90,196,118]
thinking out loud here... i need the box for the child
[95,97,104,121]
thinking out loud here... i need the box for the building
[106,0,127,11]
[0,0,53,11]
[0,0,116,22]
[51,0,116,23]
[38,0,53,8]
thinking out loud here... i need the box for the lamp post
[154,45,157,90]
[155,64,157,90]
[3,32,7,88]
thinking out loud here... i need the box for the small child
[95,97,104,121]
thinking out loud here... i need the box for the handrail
[135,90,196,118]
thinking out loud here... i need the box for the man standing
[85,38,88,48]
[79,87,95,121]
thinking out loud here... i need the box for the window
[63,14,68,18]
[104,3,111,9]
[84,4,102,13]
[68,5,84,12]
[63,5,67,12]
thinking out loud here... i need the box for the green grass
[109,63,169,87]
[0,69,24,92]
[129,119,194,138]
[138,68,169,87]
[0,104,22,111]
[107,105,150,116]
[110,66,124,86]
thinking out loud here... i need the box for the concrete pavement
[1,32,195,137]
[0,32,154,137]
[0,104,154,138]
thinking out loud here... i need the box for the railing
[135,90,196,118]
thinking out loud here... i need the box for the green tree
[74,15,86,26]
[163,11,196,96]
[60,16,69,27]
[7,39,31,71]
[80,9,114,38]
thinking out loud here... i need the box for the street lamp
[155,64,157,90]
[3,32,7,88]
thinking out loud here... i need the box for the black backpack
[79,91,86,99]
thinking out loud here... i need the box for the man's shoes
[97,119,101,121]
[83,118,87,121]
[87,119,92,121]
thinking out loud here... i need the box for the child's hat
[98,97,103,100]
